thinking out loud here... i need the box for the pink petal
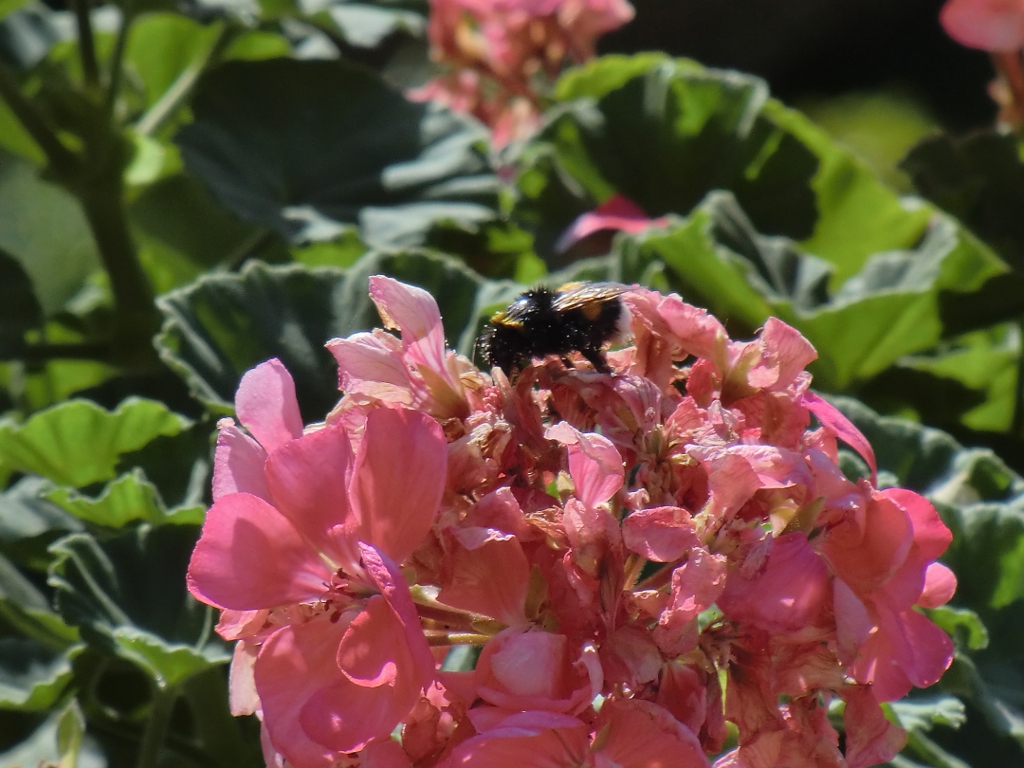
[918,562,957,608]
[438,527,530,626]
[546,423,624,508]
[822,490,912,594]
[229,640,260,716]
[940,0,1024,52]
[850,603,954,701]
[842,686,907,768]
[256,619,351,766]
[555,194,666,252]
[622,506,700,562]
[187,492,330,610]
[263,422,356,567]
[362,737,414,768]
[601,625,663,688]
[301,595,429,752]
[235,359,304,453]
[350,543,437,689]
[718,533,830,632]
[656,663,707,735]
[833,579,873,665]
[596,699,708,768]
[212,423,270,501]
[802,391,877,485]
[348,407,447,564]
[368,276,453,387]
[475,630,598,714]
[747,319,818,392]
[447,714,589,767]
[326,332,415,405]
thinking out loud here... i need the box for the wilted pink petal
[555,194,668,252]
[656,662,707,736]
[622,506,700,562]
[327,331,415,405]
[842,686,907,768]
[348,408,447,564]
[229,640,260,716]
[439,527,530,626]
[601,625,662,688]
[235,359,304,453]
[595,699,708,768]
[746,319,818,392]
[212,423,270,501]
[719,533,830,632]
[547,423,624,508]
[802,391,877,484]
[940,0,1024,52]
[187,492,331,610]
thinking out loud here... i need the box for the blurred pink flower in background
[411,0,635,145]
[188,275,957,767]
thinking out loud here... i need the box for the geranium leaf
[0,399,192,488]
[48,526,227,686]
[0,638,77,711]
[175,58,498,247]
[154,253,494,418]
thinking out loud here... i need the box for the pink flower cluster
[410,0,635,145]
[187,277,957,768]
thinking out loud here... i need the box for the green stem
[136,686,177,768]
[70,0,102,91]
[104,0,138,119]
[79,178,160,353]
[0,63,79,172]
[135,23,234,137]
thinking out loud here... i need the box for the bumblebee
[478,281,630,376]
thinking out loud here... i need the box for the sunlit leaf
[0,398,191,487]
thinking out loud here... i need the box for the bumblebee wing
[551,282,627,312]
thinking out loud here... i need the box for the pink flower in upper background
[412,0,635,145]
[940,0,1024,52]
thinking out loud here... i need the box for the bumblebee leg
[581,348,611,373]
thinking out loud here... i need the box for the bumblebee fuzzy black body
[478,282,629,376]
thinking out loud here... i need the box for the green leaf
[48,526,227,686]
[892,694,967,733]
[0,703,106,768]
[126,14,224,111]
[44,469,204,528]
[325,2,426,48]
[0,398,192,487]
[619,193,998,389]
[928,606,990,652]
[155,253,493,419]
[175,58,498,247]
[0,150,100,315]
[0,638,76,711]
[902,131,1024,272]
